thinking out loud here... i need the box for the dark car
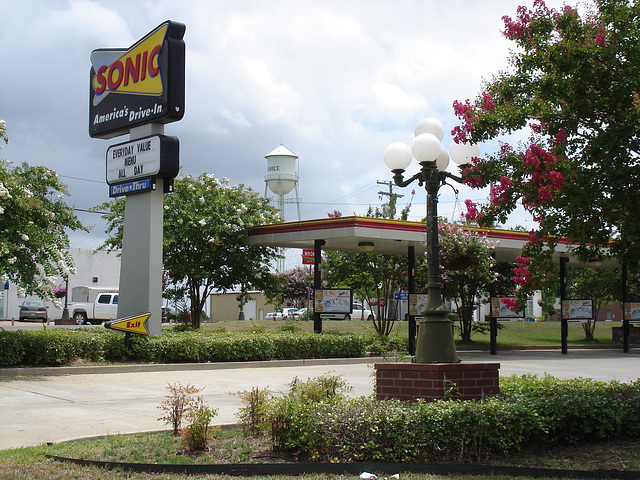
[19,299,48,322]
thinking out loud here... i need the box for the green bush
[0,329,366,366]
[0,331,25,366]
[262,374,640,463]
[500,374,640,444]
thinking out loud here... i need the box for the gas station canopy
[246,216,617,269]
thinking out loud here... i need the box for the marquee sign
[106,134,179,185]
[89,21,186,139]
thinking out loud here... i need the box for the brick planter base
[612,326,640,344]
[375,362,500,402]
[55,318,76,325]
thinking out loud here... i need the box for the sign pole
[116,124,164,335]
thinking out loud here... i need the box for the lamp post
[61,274,70,320]
[384,118,480,363]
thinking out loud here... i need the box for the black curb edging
[46,455,640,478]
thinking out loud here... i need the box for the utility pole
[377,180,403,218]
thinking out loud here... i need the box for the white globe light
[435,145,450,172]
[414,118,445,141]
[449,140,481,165]
[383,142,413,170]
[412,133,441,164]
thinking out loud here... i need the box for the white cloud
[0,0,570,267]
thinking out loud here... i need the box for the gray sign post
[90,21,185,336]
[116,124,165,336]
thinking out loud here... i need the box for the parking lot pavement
[0,320,101,331]
[1,348,640,450]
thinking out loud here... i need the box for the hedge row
[0,329,366,367]
[266,374,640,463]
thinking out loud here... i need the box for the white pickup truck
[69,291,119,325]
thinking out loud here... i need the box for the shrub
[0,331,25,366]
[234,386,272,435]
[499,374,640,445]
[0,330,366,367]
[265,374,352,453]
[158,382,204,435]
[263,374,640,463]
[181,396,218,452]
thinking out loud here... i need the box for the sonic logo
[89,20,184,139]
[91,23,169,106]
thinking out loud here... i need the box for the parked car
[19,299,48,322]
[293,307,310,320]
[321,303,375,321]
[265,308,298,321]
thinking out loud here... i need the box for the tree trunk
[459,305,474,342]
[190,282,201,329]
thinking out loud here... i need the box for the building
[1,248,121,321]
[208,291,277,322]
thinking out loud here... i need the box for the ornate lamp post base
[416,310,458,364]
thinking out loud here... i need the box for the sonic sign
[89,21,185,139]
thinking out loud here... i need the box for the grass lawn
[2,427,639,480]
[200,318,621,348]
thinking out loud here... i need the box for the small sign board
[302,249,315,265]
[109,178,154,197]
[314,289,352,313]
[490,297,524,318]
[408,293,428,316]
[562,299,593,321]
[624,302,640,324]
[104,312,151,335]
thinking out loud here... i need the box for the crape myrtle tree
[417,220,498,342]
[0,119,86,303]
[265,266,312,310]
[567,267,622,339]
[453,0,640,308]
[97,173,280,328]
[321,195,412,338]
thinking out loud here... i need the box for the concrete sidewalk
[2,348,640,450]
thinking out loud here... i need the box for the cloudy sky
[1,0,566,270]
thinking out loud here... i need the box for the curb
[0,356,389,378]
[46,455,640,479]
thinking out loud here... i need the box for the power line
[59,174,104,184]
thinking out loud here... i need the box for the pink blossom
[452,99,478,143]
[490,176,513,206]
[537,186,552,205]
[481,91,496,111]
[555,129,568,145]
[527,230,543,245]
[501,297,520,312]
[549,170,565,188]
[500,143,514,155]
[462,199,479,222]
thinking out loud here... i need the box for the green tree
[566,267,622,339]
[0,119,86,302]
[97,173,280,328]
[453,0,640,306]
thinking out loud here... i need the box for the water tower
[264,144,301,221]
[264,145,301,271]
